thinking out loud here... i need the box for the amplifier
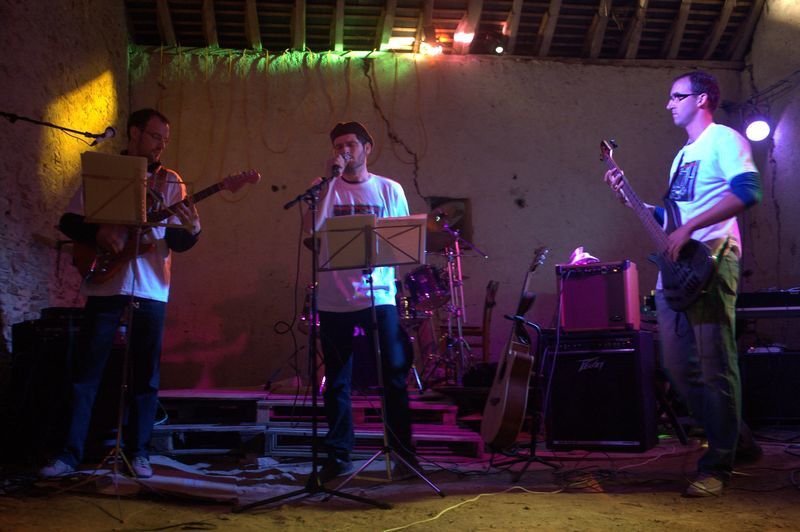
[742,352,800,423]
[544,329,657,452]
[556,260,640,332]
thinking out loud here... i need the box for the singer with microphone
[308,121,417,483]
[39,108,201,480]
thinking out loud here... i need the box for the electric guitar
[480,246,549,450]
[73,169,261,284]
[600,139,715,311]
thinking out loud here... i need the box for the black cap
[329,121,374,146]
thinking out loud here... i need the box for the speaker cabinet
[545,330,657,452]
[556,261,640,332]
[742,352,800,424]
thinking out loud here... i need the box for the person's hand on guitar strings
[96,224,129,255]
[603,169,632,207]
[171,199,202,236]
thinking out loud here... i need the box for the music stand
[234,184,391,513]
[54,153,178,519]
[318,214,444,497]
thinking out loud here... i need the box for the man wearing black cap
[311,121,416,483]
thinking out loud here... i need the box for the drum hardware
[408,217,489,387]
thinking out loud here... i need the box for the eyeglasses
[669,92,700,103]
[143,130,170,145]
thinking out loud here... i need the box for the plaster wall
[0,0,129,351]
[739,0,800,348]
[127,52,757,388]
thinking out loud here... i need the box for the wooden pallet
[151,423,267,456]
[265,423,484,461]
[154,389,481,459]
[257,395,458,426]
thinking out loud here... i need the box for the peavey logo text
[577,357,605,372]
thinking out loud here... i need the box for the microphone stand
[234,174,389,512]
[1,110,108,143]
[499,314,560,481]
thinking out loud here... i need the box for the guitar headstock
[600,139,618,166]
[222,169,262,193]
[530,246,550,271]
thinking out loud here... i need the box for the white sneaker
[38,459,75,478]
[131,456,153,478]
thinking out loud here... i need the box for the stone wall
[127,51,754,388]
[0,0,129,353]
[738,0,800,349]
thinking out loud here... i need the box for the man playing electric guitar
[40,108,201,479]
[603,72,762,497]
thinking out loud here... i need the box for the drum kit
[299,209,487,389]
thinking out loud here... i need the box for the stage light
[386,36,415,51]
[420,41,443,56]
[469,31,507,55]
[744,114,771,142]
[454,31,475,44]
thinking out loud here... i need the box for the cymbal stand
[436,224,489,385]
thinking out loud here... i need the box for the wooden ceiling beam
[661,0,690,59]
[376,0,398,50]
[156,0,177,47]
[455,0,483,55]
[504,0,524,55]
[618,0,648,60]
[292,0,307,51]
[413,0,434,53]
[727,0,765,61]
[536,0,562,57]
[583,0,611,59]
[699,0,735,60]
[245,0,262,51]
[202,0,219,48]
[333,0,345,52]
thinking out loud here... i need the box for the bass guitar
[480,246,549,450]
[600,139,715,311]
[73,169,261,284]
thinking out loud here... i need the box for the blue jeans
[59,295,165,466]
[319,305,413,460]
[656,251,740,479]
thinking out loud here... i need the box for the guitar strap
[663,153,684,234]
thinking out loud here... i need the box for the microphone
[90,126,116,146]
[331,153,351,177]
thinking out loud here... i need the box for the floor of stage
[2,427,800,531]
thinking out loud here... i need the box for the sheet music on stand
[81,151,148,225]
[318,213,427,272]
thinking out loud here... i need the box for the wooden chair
[460,280,500,363]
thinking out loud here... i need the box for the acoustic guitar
[480,246,549,450]
[73,169,261,284]
[600,140,715,311]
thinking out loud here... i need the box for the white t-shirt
[665,122,758,244]
[67,166,188,302]
[314,174,409,312]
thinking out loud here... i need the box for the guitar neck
[605,160,669,254]
[148,182,224,222]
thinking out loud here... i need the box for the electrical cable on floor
[381,485,563,532]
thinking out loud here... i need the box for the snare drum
[404,265,450,311]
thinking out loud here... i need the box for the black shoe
[735,443,764,465]
[392,456,422,481]
[318,458,353,484]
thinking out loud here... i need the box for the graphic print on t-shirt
[333,204,381,217]
[669,160,700,202]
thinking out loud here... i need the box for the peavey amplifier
[544,330,657,452]
[556,260,640,332]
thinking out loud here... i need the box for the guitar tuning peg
[610,139,619,149]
